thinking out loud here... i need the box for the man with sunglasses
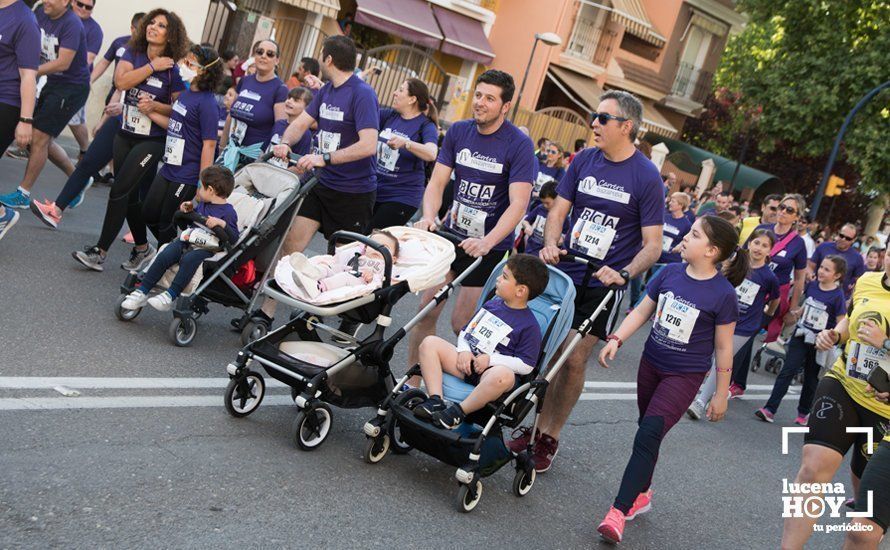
[809,223,866,298]
[738,193,782,243]
[508,90,664,473]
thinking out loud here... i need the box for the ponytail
[700,215,750,287]
[723,247,751,287]
[425,98,439,127]
[406,77,438,127]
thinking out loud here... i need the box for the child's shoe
[413,395,447,420]
[148,292,174,312]
[432,403,466,430]
[121,290,149,310]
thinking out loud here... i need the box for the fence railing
[670,62,714,103]
[565,14,614,66]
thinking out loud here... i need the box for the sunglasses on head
[589,111,628,126]
[254,48,277,58]
[76,0,94,10]
[780,204,798,214]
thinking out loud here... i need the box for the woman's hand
[104,102,123,117]
[707,393,728,422]
[857,319,886,349]
[137,96,156,114]
[386,136,408,150]
[152,57,175,71]
[598,340,619,368]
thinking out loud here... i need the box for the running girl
[595,215,746,544]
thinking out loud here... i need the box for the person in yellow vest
[738,193,782,244]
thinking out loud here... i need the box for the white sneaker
[121,290,148,310]
[686,400,706,421]
[147,292,174,311]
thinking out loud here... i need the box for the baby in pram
[413,254,549,429]
[121,166,240,312]
[288,230,400,299]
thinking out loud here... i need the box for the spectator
[567,138,585,164]
[808,223,866,298]
[738,193,782,243]
[285,56,320,89]
[865,246,884,272]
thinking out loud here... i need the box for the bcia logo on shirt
[577,207,619,229]
[458,179,495,202]
[578,176,630,204]
[456,148,503,174]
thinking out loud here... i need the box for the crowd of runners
[0,1,887,546]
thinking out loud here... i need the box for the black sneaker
[121,243,157,272]
[413,395,447,420]
[72,246,106,272]
[432,403,466,430]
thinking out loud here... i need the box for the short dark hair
[288,86,313,104]
[573,138,586,152]
[539,180,558,200]
[506,254,549,299]
[300,56,320,77]
[221,49,237,62]
[475,69,515,103]
[321,35,357,72]
[200,165,235,198]
[762,193,782,206]
[822,254,847,280]
[131,12,146,27]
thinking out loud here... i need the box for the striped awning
[685,10,729,38]
[277,0,340,18]
[609,0,665,47]
[639,98,678,139]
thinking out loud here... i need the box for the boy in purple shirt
[414,254,548,429]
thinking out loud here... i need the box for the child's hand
[456,352,474,376]
[815,329,839,351]
[707,393,728,422]
[179,201,193,213]
[204,216,226,229]
[473,354,490,373]
[520,221,532,236]
[360,268,374,283]
[788,307,803,322]
[598,340,619,368]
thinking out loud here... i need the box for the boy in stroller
[413,254,549,429]
[121,166,239,312]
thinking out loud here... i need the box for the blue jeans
[55,115,121,210]
[764,335,820,415]
[138,239,213,299]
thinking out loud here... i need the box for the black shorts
[857,440,890,532]
[449,245,506,288]
[370,200,417,230]
[572,285,625,338]
[298,183,375,239]
[34,84,90,138]
[804,376,890,478]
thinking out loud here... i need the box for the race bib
[802,301,830,331]
[163,136,185,166]
[318,130,341,153]
[40,31,58,63]
[534,172,551,194]
[229,119,247,146]
[570,218,616,260]
[145,76,163,89]
[376,141,399,172]
[736,279,760,306]
[531,215,546,240]
[656,294,700,344]
[846,342,890,382]
[463,309,513,355]
[451,201,487,238]
[662,235,675,253]
[123,104,151,136]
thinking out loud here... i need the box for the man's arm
[15,68,37,148]
[620,225,663,279]
[277,111,313,150]
[328,128,378,164]
[417,162,453,228]
[539,196,572,264]
[790,268,807,308]
[90,57,111,83]
[38,47,76,76]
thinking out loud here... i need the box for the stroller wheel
[456,481,483,513]
[240,320,269,346]
[224,371,265,417]
[169,317,198,347]
[390,389,426,454]
[114,295,142,322]
[293,404,332,451]
[512,467,536,497]
[363,435,390,464]
[751,348,763,372]
[766,357,780,374]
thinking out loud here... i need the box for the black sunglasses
[254,48,277,58]
[838,234,856,241]
[779,205,798,215]
[76,0,94,10]
[547,149,559,154]
[589,111,628,126]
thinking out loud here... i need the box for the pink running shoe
[755,407,775,423]
[625,490,652,520]
[597,507,626,543]
[30,200,61,229]
[728,383,744,399]
[794,414,809,426]
[122,231,134,244]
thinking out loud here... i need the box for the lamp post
[511,32,562,121]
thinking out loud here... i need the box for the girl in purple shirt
[596,216,746,543]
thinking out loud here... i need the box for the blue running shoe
[0,189,30,209]
[68,177,94,210]
[0,207,20,241]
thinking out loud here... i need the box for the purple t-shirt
[305,74,379,193]
[0,1,40,108]
[658,210,692,264]
[460,298,542,370]
[35,7,89,86]
[735,264,780,336]
[375,108,437,207]
[159,89,220,186]
[797,281,846,334]
[644,263,739,373]
[81,16,102,59]
[194,201,239,242]
[270,119,312,156]
[556,148,664,287]
[524,203,569,257]
[684,209,696,225]
[810,241,866,298]
[755,223,808,285]
[438,119,535,251]
[102,34,129,63]
[119,48,184,138]
[229,74,288,149]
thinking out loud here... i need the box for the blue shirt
[102,34,129,64]
[375,108,437,207]
[194,201,239,243]
[119,48,185,138]
[270,119,312,156]
[658,210,692,264]
[159,89,220,185]
[735,264,780,336]
[0,1,40,108]
[80,16,102,61]
[810,241,866,298]
[35,7,89,86]
[644,263,739,373]
[229,74,288,149]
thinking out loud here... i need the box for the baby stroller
[114,153,314,346]
[362,256,611,513]
[222,228,484,451]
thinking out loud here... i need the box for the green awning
[644,135,778,191]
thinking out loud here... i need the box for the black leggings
[97,133,164,251]
[857,440,890,532]
[370,200,417,229]
[0,103,18,156]
[142,173,197,246]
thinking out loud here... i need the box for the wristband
[18,117,33,124]
[830,329,840,344]
[148,61,156,71]
[716,367,732,373]
[606,334,623,348]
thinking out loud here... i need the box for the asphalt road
[0,149,877,549]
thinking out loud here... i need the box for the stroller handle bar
[327,230,394,288]
[173,210,231,246]
[258,150,303,167]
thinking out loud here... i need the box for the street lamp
[511,32,563,120]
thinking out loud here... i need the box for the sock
[17,186,30,197]
[165,290,177,300]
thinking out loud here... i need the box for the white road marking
[0,395,294,411]
[579,393,799,401]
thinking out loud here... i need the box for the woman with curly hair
[72,9,189,272]
[141,44,225,245]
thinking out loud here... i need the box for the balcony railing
[671,61,714,103]
[460,0,499,11]
[565,14,612,66]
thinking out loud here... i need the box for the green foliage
[713,0,889,195]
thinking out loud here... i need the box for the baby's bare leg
[460,365,515,414]
[418,336,462,397]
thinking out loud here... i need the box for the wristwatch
[618,269,630,284]
[322,152,332,166]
